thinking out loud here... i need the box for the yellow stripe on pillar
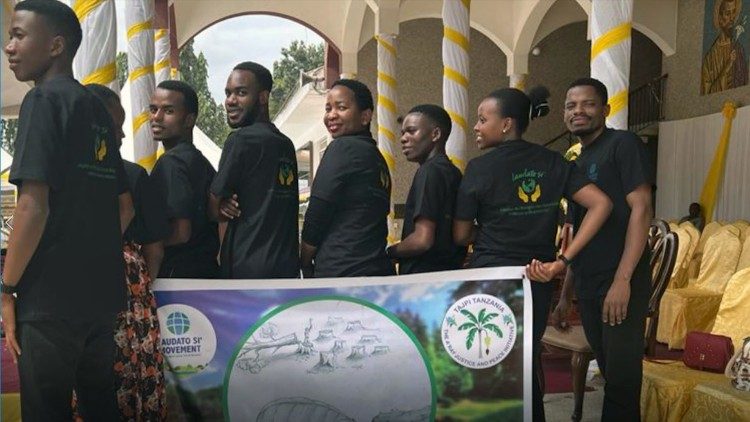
[127,20,152,40]
[446,109,468,132]
[81,62,116,85]
[73,0,106,21]
[377,71,397,88]
[377,94,397,115]
[591,21,632,61]
[608,89,628,117]
[378,125,397,143]
[129,64,155,82]
[375,36,396,56]
[444,27,469,51]
[132,110,150,133]
[444,66,469,88]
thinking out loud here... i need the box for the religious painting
[701,0,750,95]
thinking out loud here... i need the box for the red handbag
[683,331,734,373]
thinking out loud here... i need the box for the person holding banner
[301,79,395,278]
[208,62,300,279]
[86,84,168,420]
[555,78,653,420]
[453,87,612,422]
[386,104,466,274]
[150,81,219,279]
[2,1,133,419]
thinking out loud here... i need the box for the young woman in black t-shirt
[453,87,612,422]
[300,79,394,278]
[85,84,168,420]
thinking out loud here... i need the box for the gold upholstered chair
[656,225,742,349]
[686,221,722,279]
[735,234,750,273]
[641,267,750,422]
[667,227,694,290]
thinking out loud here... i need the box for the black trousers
[531,280,555,422]
[17,317,119,422]
[577,283,649,422]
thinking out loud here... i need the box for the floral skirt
[114,241,167,421]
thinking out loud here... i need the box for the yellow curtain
[699,102,737,223]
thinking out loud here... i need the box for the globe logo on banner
[166,312,190,335]
[158,304,217,376]
[441,293,517,369]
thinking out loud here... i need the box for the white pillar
[125,0,158,170]
[590,0,633,130]
[376,33,399,244]
[509,73,527,91]
[73,0,118,91]
[442,0,470,172]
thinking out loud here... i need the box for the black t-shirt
[568,128,653,298]
[210,122,300,278]
[123,160,169,245]
[455,139,590,268]
[308,134,395,277]
[9,75,127,321]
[151,142,219,278]
[399,153,466,274]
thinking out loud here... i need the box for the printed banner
[152,267,531,421]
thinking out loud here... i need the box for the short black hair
[233,61,273,92]
[157,80,199,115]
[86,83,120,107]
[568,77,608,105]
[485,86,550,133]
[332,79,374,112]
[15,0,82,58]
[407,104,452,142]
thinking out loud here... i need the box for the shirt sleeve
[563,161,593,201]
[411,165,444,222]
[9,89,62,190]
[136,170,170,244]
[310,140,352,203]
[210,132,260,198]
[615,134,654,195]
[454,161,480,221]
[150,155,193,220]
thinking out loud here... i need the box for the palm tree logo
[457,308,503,358]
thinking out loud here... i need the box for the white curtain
[657,105,750,221]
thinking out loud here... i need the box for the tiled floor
[544,374,605,422]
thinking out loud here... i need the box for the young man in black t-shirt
[150,80,219,278]
[554,78,654,421]
[386,105,465,273]
[1,1,133,419]
[208,62,299,278]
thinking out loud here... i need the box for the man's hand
[550,293,572,331]
[1,294,21,363]
[603,279,630,326]
[219,194,241,220]
[525,259,566,282]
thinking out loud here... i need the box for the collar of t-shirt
[493,139,528,151]
[334,130,375,144]
[581,128,613,151]
[165,140,196,155]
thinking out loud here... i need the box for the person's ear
[431,126,441,143]
[361,109,373,126]
[258,90,270,106]
[185,113,197,129]
[50,35,64,58]
[603,103,611,118]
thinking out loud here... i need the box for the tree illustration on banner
[457,308,503,358]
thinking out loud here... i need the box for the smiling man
[149,80,219,278]
[555,77,653,421]
[386,104,465,274]
[208,62,299,279]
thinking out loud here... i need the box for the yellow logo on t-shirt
[513,169,544,203]
[94,137,107,162]
[278,161,295,186]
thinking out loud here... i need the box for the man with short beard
[150,80,219,278]
[553,77,653,421]
[209,62,299,278]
